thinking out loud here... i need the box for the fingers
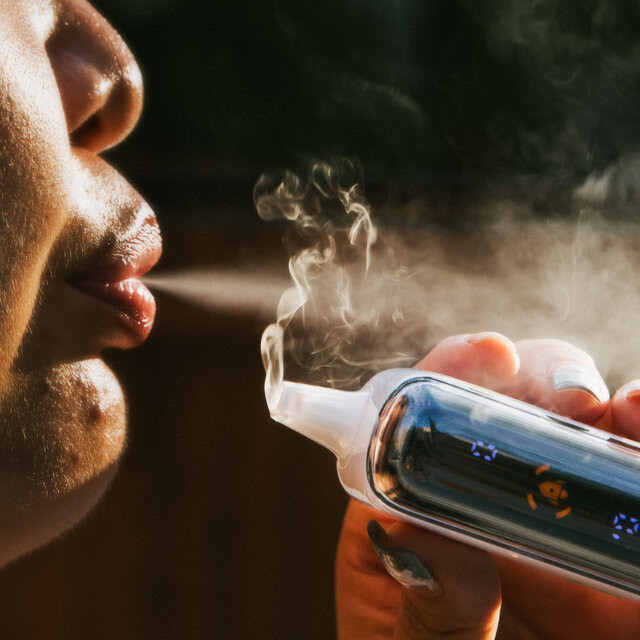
[414,333,610,424]
[336,499,501,640]
[370,520,501,640]
[507,339,609,423]
[414,332,520,388]
[335,500,403,639]
[607,380,640,440]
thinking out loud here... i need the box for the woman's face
[0,0,160,564]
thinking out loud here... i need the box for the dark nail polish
[367,520,441,593]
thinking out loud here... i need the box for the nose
[45,0,143,153]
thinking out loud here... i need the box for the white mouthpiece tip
[270,381,369,459]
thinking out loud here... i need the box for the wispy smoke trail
[256,159,396,405]
[257,160,640,400]
[143,269,288,318]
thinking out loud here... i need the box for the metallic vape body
[272,368,640,600]
[369,375,640,599]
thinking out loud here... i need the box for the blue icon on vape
[470,440,498,462]
[612,513,639,540]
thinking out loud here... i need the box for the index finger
[507,339,609,424]
[414,332,520,389]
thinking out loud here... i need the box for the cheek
[0,35,72,240]
[0,23,74,381]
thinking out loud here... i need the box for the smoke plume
[257,160,640,402]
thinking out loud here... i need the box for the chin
[0,358,127,566]
[0,462,119,567]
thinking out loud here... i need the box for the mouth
[67,208,162,348]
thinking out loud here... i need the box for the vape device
[270,368,640,600]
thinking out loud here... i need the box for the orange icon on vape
[527,464,572,518]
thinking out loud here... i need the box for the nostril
[69,113,101,150]
[45,5,143,153]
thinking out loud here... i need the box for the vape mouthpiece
[270,381,371,459]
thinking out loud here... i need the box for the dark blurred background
[109,0,640,192]
[105,0,640,185]
[2,1,640,638]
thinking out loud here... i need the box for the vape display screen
[369,378,640,590]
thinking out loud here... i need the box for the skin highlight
[0,0,151,565]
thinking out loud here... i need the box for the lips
[68,212,162,347]
[71,277,157,344]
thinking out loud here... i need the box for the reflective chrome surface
[368,377,640,596]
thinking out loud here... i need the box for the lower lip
[71,278,157,345]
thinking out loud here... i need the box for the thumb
[368,520,501,640]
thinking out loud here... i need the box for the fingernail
[549,365,609,403]
[367,520,442,594]
[466,332,498,345]
[624,386,640,403]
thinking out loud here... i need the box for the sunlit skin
[336,332,640,638]
[4,0,640,636]
[0,0,158,565]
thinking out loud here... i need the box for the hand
[335,332,640,639]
